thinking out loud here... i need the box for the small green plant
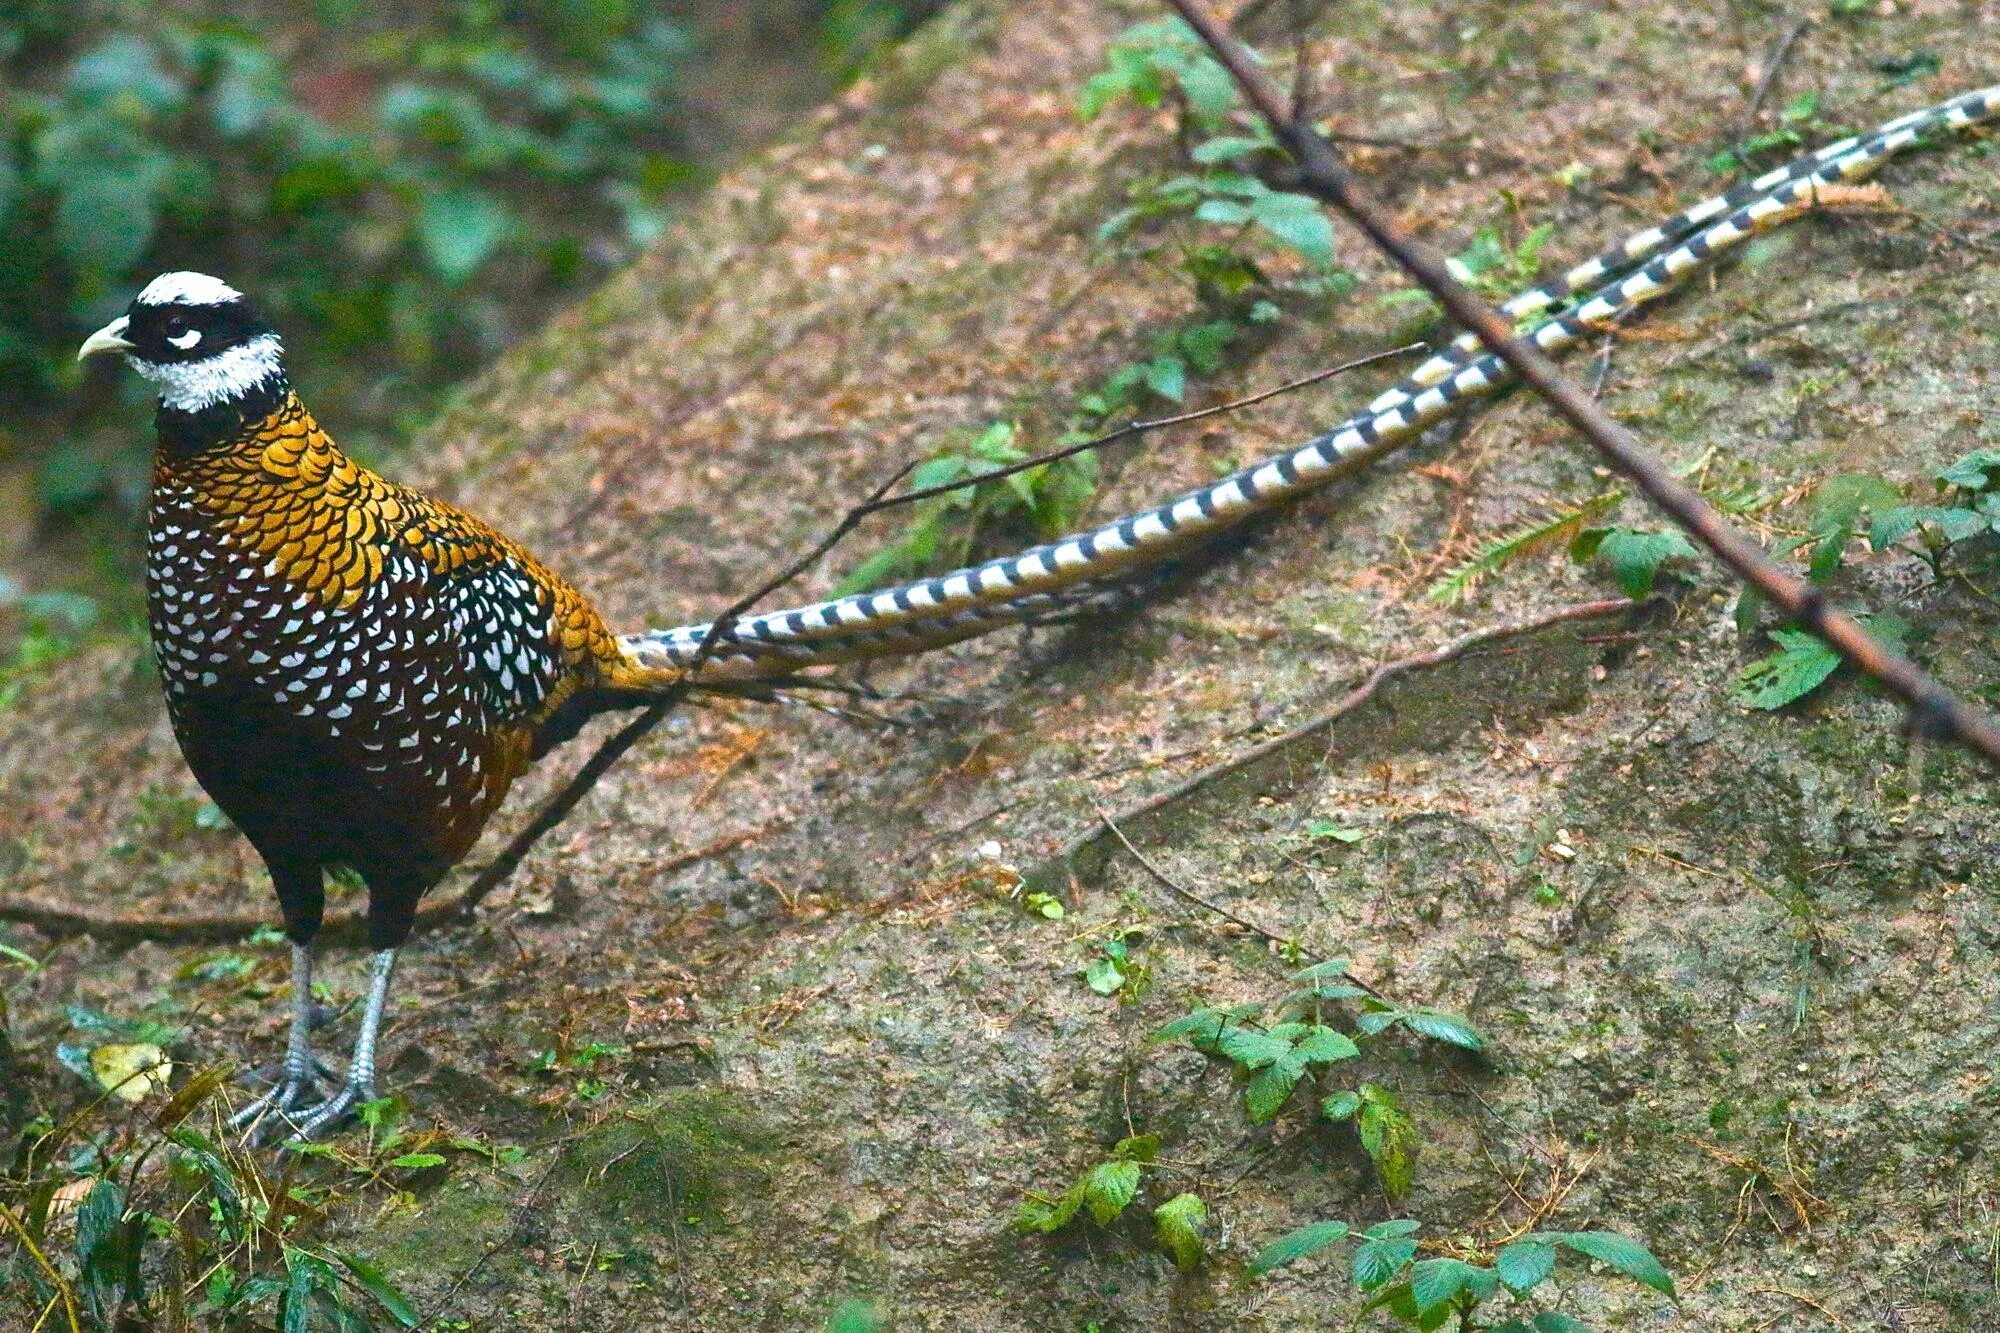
[1251,1217,1676,1331]
[835,421,1100,595]
[1382,218,1556,322]
[1735,612,1908,711]
[1014,1134,1210,1269]
[1083,929,1150,1001]
[1154,960,1482,1197]
[1709,91,1825,173]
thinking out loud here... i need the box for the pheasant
[78,84,1996,1140]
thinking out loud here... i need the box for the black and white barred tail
[623,84,1998,684]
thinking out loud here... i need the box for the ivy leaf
[1591,527,1698,597]
[1495,1240,1556,1293]
[1250,1219,1350,1274]
[1539,1230,1677,1297]
[1153,1193,1208,1270]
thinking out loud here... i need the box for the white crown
[136,272,245,307]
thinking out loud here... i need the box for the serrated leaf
[1939,448,2000,492]
[1530,1314,1593,1333]
[1410,1257,1482,1314]
[1353,1236,1420,1290]
[1495,1240,1556,1292]
[1401,1010,1485,1051]
[332,1250,419,1326]
[1290,959,1355,985]
[1356,1009,1400,1036]
[1735,627,1842,710]
[1153,1193,1207,1270]
[1081,1159,1142,1224]
[1216,1026,1293,1070]
[1321,1090,1361,1121]
[1870,505,1987,550]
[1250,1219,1350,1274]
[1546,1230,1676,1297]
[1593,527,1698,597]
[1358,1091,1419,1198]
[1363,1219,1424,1240]
[1153,1006,1234,1044]
[1292,1027,1361,1065]
[1245,1058,1303,1123]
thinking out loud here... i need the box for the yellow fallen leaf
[90,1043,171,1104]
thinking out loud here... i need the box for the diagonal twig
[1164,0,2000,769]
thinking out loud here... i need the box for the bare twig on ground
[1742,17,1812,131]
[1165,0,2000,769]
[1053,597,1639,868]
[0,826,767,944]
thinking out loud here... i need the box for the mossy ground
[6,1,2000,1327]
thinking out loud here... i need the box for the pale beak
[77,315,136,362]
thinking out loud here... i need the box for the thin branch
[1165,0,2000,768]
[0,1200,81,1333]
[1057,597,1638,868]
[1742,17,1812,131]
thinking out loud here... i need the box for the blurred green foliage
[0,0,939,569]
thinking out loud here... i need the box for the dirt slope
[5,2,2000,1327]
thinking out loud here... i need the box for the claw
[230,1070,338,1144]
[280,1078,376,1145]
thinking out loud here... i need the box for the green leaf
[1321,1090,1361,1121]
[416,187,510,283]
[1080,1159,1142,1224]
[1495,1240,1557,1293]
[1410,1257,1486,1314]
[1193,198,1253,226]
[1357,1085,1419,1198]
[1153,1005,1236,1044]
[1305,820,1366,842]
[1290,959,1355,985]
[1142,355,1187,403]
[1153,1193,1208,1270]
[1401,1010,1485,1051]
[1216,1026,1293,1070]
[1363,1219,1423,1240]
[1734,627,1842,710]
[1190,134,1273,163]
[1249,192,1337,268]
[1939,448,2000,492]
[1250,1219,1350,1274]
[1804,475,1899,581]
[1870,505,1986,550]
[1544,1230,1677,1297]
[1084,955,1124,996]
[332,1250,420,1326]
[1244,1058,1302,1123]
[1531,1314,1593,1333]
[387,1152,445,1169]
[1112,1133,1160,1163]
[1292,1026,1361,1065]
[1353,1236,1420,1290]
[1593,527,1698,596]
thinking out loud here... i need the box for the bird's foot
[229,1065,338,1143]
[279,1078,376,1146]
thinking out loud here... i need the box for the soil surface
[5,2,2000,1328]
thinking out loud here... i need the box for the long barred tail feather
[621,85,1997,684]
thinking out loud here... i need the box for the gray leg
[286,949,397,1143]
[230,943,335,1137]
